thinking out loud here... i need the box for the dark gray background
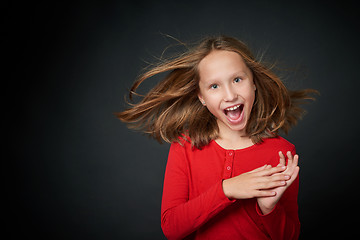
[7,0,359,239]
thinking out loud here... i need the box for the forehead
[198,50,250,81]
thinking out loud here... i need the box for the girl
[117,36,316,239]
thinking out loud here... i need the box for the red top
[161,136,300,240]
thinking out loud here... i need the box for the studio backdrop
[8,0,359,239]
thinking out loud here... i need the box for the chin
[228,123,247,132]
[217,115,248,133]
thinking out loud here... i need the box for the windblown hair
[116,36,317,149]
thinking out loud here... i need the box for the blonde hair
[116,36,317,149]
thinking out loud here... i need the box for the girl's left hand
[256,151,300,215]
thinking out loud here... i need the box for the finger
[258,165,286,176]
[278,151,286,166]
[285,153,299,175]
[290,166,300,180]
[249,164,268,173]
[286,166,300,185]
[255,190,277,197]
[286,151,293,165]
[287,151,299,166]
[268,173,290,182]
[293,154,299,167]
[258,179,287,189]
[293,166,300,179]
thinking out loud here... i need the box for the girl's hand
[222,165,290,200]
[257,151,300,215]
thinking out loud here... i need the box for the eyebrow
[202,71,249,83]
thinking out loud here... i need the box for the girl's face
[198,50,256,136]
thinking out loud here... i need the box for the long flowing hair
[116,36,317,149]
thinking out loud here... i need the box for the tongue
[226,108,241,120]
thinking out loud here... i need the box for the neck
[216,120,253,150]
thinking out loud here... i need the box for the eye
[210,84,219,89]
[234,77,242,83]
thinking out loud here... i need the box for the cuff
[256,201,280,217]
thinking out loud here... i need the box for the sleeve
[161,142,235,240]
[255,146,300,240]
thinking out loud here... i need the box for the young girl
[117,36,316,239]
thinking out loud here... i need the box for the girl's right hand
[222,165,289,200]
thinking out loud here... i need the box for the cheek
[201,90,221,105]
[244,89,256,110]
[249,91,256,104]
[202,95,223,116]
[204,97,221,112]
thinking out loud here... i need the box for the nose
[223,85,237,102]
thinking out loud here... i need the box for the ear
[198,93,206,106]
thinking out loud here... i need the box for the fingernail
[284,175,290,179]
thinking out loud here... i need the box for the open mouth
[224,104,244,122]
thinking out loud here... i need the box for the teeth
[225,104,241,111]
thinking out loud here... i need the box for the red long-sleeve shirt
[161,136,300,240]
